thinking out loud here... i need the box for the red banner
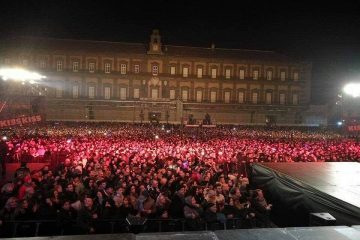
[347,125,360,132]
[0,115,42,128]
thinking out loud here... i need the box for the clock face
[153,44,158,51]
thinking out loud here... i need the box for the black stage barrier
[251,162,360,226]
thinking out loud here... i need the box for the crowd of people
[0,123,358,236]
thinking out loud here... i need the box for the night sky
[1,0,360,104]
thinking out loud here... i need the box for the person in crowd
[251,189,275,228]
[56,200,76,235]
[136,190,155,218]
[155,193,171,219]
[14,162,30,180]
[0,197,18,224]
[0,197,18,237]
[0,137,8,177]
[76,197,99,234]
[169,185,186,219]
[184,195,203,230]
[0,183,15,208]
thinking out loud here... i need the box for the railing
[0,218,246,237]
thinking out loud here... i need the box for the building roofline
[165,44,276,53]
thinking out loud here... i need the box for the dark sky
[1,0,360,104]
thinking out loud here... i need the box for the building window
[134,64,140,74]
[253,70,259,80]
[292,93,299,105]
[120,64,127,74]
[170,66,176,75]
[39,60,46,69]
[183,67,189,77]
[169,89,176,100]
[72,85,79,98]
[211,68,217,79]
[293,72,299,81]
[239,69,245,80]
[104,87,111,100]
[252,92,258,104]
[210,91,217,103]
[73,61,79,72]
[151,88,158,99]
[182,89,188,101]
[89,63,95,73]
[88,86,95,99]
[133,88,140,99]
[197,67,203,78]
[224,91,231,103]
[56,60,63,72]
[238,91,245,103]
[279,93,286,105]
[266,92,272,104]
[196,90,203,102]
[152,65,158,76]
[266,70,272,80]
[105,63,111,73]
[280,71,286,81]
[225,69,231,79]
[120,87,127,100]
[56,87,62,98]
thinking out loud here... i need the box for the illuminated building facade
[0,30,311,124]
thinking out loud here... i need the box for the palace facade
[0,30,311,125]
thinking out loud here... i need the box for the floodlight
[0,67,46,82]
[343,83,360,98]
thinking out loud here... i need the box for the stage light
[166,130,170,133]
[0,67,46,82]
[2,136,7,141]
[155,135,159,139]
[337,121,343,126]
[66,139,72,143]
[343,83,360,98]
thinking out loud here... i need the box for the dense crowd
[0,123,358,235]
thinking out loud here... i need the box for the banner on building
[0,115,43,128]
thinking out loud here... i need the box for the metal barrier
[1,218,246,237]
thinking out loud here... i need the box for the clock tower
[148,29,163,55]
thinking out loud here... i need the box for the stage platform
[5,227,360,240]
[251,162,360,226]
